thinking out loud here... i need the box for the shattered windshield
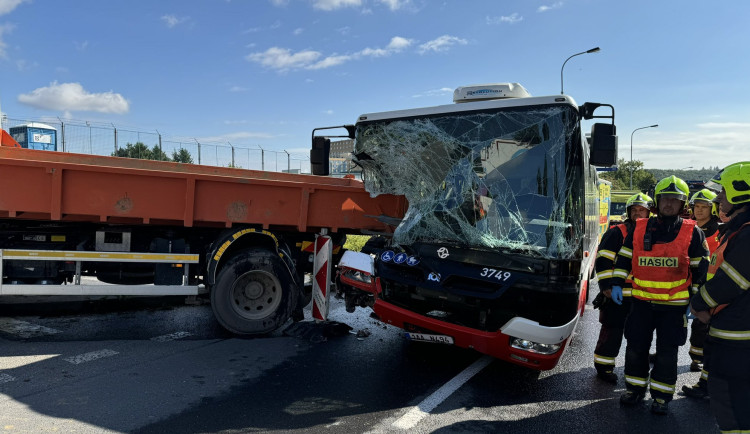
[354,104,584,259]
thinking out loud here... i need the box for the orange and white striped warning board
[312,233,332,321]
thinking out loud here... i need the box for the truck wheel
[211,248,296,335]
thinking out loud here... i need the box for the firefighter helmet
[706,162,750,205]
[626,193,653,216]
[653,175,689,207]
[690,189,718,216]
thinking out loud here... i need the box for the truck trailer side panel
[0,147,405,232]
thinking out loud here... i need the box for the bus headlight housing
[511,337,561,355]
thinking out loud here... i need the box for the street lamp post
[630,124,659,189]
[560,47,600,95]
[284,150,290,173]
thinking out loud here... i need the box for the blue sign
[380,250,395,262]
[393,252,408,264]
[406,256,420,266]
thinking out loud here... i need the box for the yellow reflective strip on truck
[3,249,198,263]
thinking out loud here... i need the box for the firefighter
[593,193,652,383]
[690,162,750,433]
[610,175,709,415]
[682,189,722,398]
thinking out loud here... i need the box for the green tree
[172,148,194,164]
[150,145,170,161]
[112,142,175,162]
[599,159,656,192]
[113,142,154,160]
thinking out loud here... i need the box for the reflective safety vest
[706,221,750,315]
[617,224,634,295]
[631,218,695,302]
[705,227,720,254]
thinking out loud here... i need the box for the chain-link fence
[1,116,321,174]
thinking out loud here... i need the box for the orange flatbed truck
[0,141,406,334]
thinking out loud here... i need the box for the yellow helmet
[626,193,653,213]
[653,175,689,207]
[706,162,750,205]
[690,188,718,216]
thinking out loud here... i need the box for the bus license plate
[406,332,454,345]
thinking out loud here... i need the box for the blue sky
[1,0,749,170]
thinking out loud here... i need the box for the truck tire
[211,248,296,335]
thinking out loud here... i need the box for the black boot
[596,370,618,384]
[620,390,645,406]
[682,383,708,399]
[651,398,669,415]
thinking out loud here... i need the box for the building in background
[329,139,361,177]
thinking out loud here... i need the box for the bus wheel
[211,248,296,335]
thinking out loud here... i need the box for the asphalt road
[0,281,721,433]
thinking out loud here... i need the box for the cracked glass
[354,104,585,259]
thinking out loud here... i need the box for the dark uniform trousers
[689,317,709,363]
[624,299,687,402]
[594,297,631,372]
[708,344,750,432]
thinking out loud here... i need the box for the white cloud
[293,27,304,35]
[229,86,249,92]
[248,36,412,71]
[0,0,27,16]
[635,128,750,170]
[0,22,14,58]
[15,58,35,71]
[378,0,412,11]
[418,35,468,54]
[486,13,523,25]
[74,40,89,51]
[270,0,289,6]
[337,26,351,35]
[386,36,413,51]
[200,131,276,142]
[270,20,282,29]
[223,120,248,125]
[308,54,352,69]
[246,47,322,71]
[324,109,334,115]
[538,2,563,13]
[161,14,189,28]
[697,122,750,129]
[313,0,362,11]
[412,87,453,98]
[17,82,130,114]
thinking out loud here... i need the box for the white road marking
[0,354,59,369]
[0,318,61,338]
[392,355,493,430]
[63,349,119,365]
[150,331,192,342]
[0,373,16,383]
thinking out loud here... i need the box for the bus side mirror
[311,136,331,176]
[590,123,617,167]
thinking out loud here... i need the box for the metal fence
[1,117,316,174]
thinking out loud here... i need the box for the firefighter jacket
[612,215,709,307]
[699,217,721,254]
[691,209,750,348]
[596,221,634,295]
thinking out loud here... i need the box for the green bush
[343,235,371,252]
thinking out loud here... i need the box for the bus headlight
[511,337,561,355]
[343,269,372,284]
